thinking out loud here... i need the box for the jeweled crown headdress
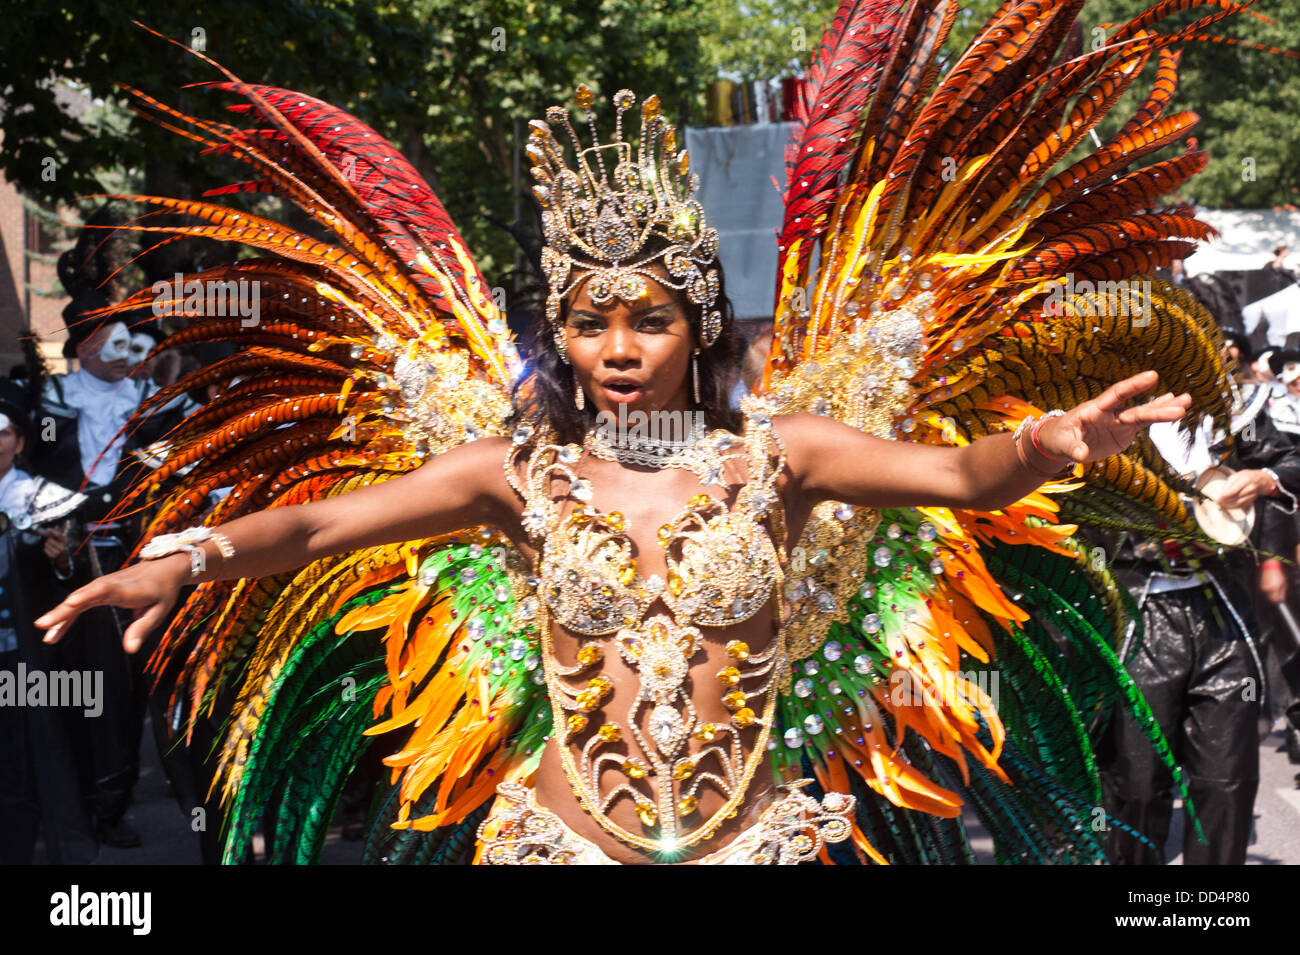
[527,85,722,361]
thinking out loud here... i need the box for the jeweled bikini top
[502,402,790,854]
[508,413,784,635]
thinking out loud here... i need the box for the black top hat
[1267,348,1300,379]
[129,320,167,347]
[60,288,113,359]
[0,395,30,438]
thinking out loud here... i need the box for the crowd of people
[0,286,198,863]
[2,240,1299,866]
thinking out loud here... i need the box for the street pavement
[40,715,1300,866]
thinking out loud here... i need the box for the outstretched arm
[36,436,519,651]
[780,370,1191,511]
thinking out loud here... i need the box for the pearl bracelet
[140,526,235,577]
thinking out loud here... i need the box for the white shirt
[0,465,35,516]
[56,370,152,486]
[1146,416,1217,480]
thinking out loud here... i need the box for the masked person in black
[27,297,168,849]
[1099,339,1300,864]
[0,396,99,862]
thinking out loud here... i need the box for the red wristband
[1029,417,1068,464]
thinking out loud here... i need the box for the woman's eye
[638,315,669,331]
[573,320,603,334]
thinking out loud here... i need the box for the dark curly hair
[506,236,745,446]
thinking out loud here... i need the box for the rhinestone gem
[783,727,805,748]
[873,546,892,567]
[854,654,873,675]
[823,640,843,661]
[648,705,685,754]
[794,677,814,698]
[917,522,938,542]
[804,714,825,735]
[863,613,882,633]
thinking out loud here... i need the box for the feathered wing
[757,0,1285,863]
[100,34,543,863]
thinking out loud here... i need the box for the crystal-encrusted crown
[528,85,722,349]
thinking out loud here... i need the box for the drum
[1191,465,1255,546]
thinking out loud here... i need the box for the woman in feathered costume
[38,0,1270,864]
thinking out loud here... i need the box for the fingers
[1114,391,1192,425]
[1092,370,1160,413]
[124,603,168,655]
[34,580,108,642]
[37,605,83,644]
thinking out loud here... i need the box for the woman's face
[0,424,23,477]
[562,265,693,416]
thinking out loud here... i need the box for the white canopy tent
[1183,208,1300,276]
[1242,283,1300,348]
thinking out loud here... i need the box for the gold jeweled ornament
[503,399,789,853]
[529,86,724,357]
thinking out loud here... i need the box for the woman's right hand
[35,554,188,653]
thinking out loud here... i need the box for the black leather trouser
[60,541,145,828]
[1099,584,1261,865]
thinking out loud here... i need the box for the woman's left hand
[1036,370,1192,465]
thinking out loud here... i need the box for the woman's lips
[601,382,643,403]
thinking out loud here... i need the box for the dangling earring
[574,375,585,410]
[692,349,701,405]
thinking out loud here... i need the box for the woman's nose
[601,324,639,364]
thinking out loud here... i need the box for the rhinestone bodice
[509,420,785,636]
[502,405,790,854]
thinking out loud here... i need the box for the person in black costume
[28,298,166,849]
[0,396,98,863]
[1100,346,1300,864]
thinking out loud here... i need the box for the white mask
[129,332,155,364]
[98,322,131,363]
